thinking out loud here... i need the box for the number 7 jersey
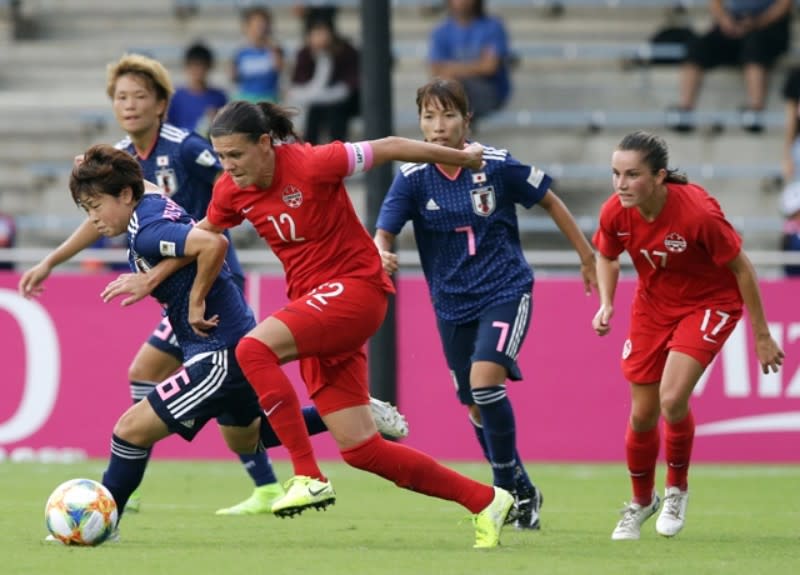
[207,141,394,300]
[593,181,743,319]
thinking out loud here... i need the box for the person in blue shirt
[231,6,284,103]
[18,53,274,516]
[428,0,512,121]
[375,78,597,530]
[167,42,228,136]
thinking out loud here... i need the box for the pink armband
[345,141,374,175]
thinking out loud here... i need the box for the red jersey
[593,182,743,319]
[207,141,394,299]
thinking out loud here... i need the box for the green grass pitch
[2,460,798,575]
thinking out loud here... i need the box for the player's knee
[112,409,148,447]
[235,337,274,369]
[659,394,689,423]
[219,423,260,454]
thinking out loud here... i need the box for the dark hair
[617,130,688,184]
[209,100,302,143]
[241,6,271,24]
[69,144,144,205]
[448,0,485,19]
[184,42,214,67]
[416,77,471,120]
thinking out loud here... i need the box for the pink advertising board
[1,272,798,462]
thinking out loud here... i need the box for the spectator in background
[780,181,800,277]
[288,16,360,144]
[231,6,284,103]
[0,212,15,270]
[428,0,512,122]
[167,42,228,136]
[669,0,792,133]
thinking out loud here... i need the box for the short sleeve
[180,135,222,187]
[307,142,350,183]
[134,220,191,260]
[207,179,244,229]
[501,154,550,209]
[592,203,625,259]
[376,170,416,235]
[698,197,742,267]
[484,18,510,59]
[428,23,450,62]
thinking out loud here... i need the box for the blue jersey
[128,193,256,359]
[115,124,244,282]
[377,146,551,323]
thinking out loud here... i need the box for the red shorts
[273,278,388,415]
[622,303,742,384]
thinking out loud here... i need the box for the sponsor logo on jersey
[425,198,440,211]
[664,232,687,253]
[282,185,303,208]
[195,149,217,167]
[159,240,177,257]
[470,186,496,216]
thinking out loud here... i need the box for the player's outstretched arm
[184,227,229,336]
[374,229,399,275]
[726,251,785,373]
[368,137,484,171]
[19,218,101,299]
[538,190,597,294]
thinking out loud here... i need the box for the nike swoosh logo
[702,334,717,343]
[309,486,329,496]
[696,411,800,435]
[242,206,254,214]
[616,232,631,237]
[264,401,283,417]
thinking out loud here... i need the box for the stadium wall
[1,273,798,463]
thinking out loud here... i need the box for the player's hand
[18,262,52,299]
[755,334,784,374]
[379,249,399,275]
[101,273,152,306]
[462,142,485,171]
[189,301,219,337]
[592,305,613,336]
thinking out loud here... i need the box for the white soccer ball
[45,478,118,546]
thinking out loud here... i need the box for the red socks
[235,337,324,480]
[625,423,660,506]
[664,411,695,491]
[341,433,494,513]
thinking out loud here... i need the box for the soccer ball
[44,478,118,546]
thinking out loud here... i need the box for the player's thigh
[436,317,478,405]
[129,318,183,381]
[275,278,388,357]
[113,399,171,447]
[216,354,268,451]
[147,349,243,443]
[320,404,376,450]
[621,305,675,384]
[471,294,533,387]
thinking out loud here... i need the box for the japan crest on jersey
[282,185,303,208]
[470,186,495,216]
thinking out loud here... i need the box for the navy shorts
[147,348,262,441]
[436,293,533,405]
[146,317,183,361]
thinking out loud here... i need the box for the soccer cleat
[514,484,544,530]
[215,482,286,515]
[656,487,689,537]
[472,486,515,549]
[271,475,335,518]
[125,488,142,513]
[611,493,661,540]
[369,396,409,438]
